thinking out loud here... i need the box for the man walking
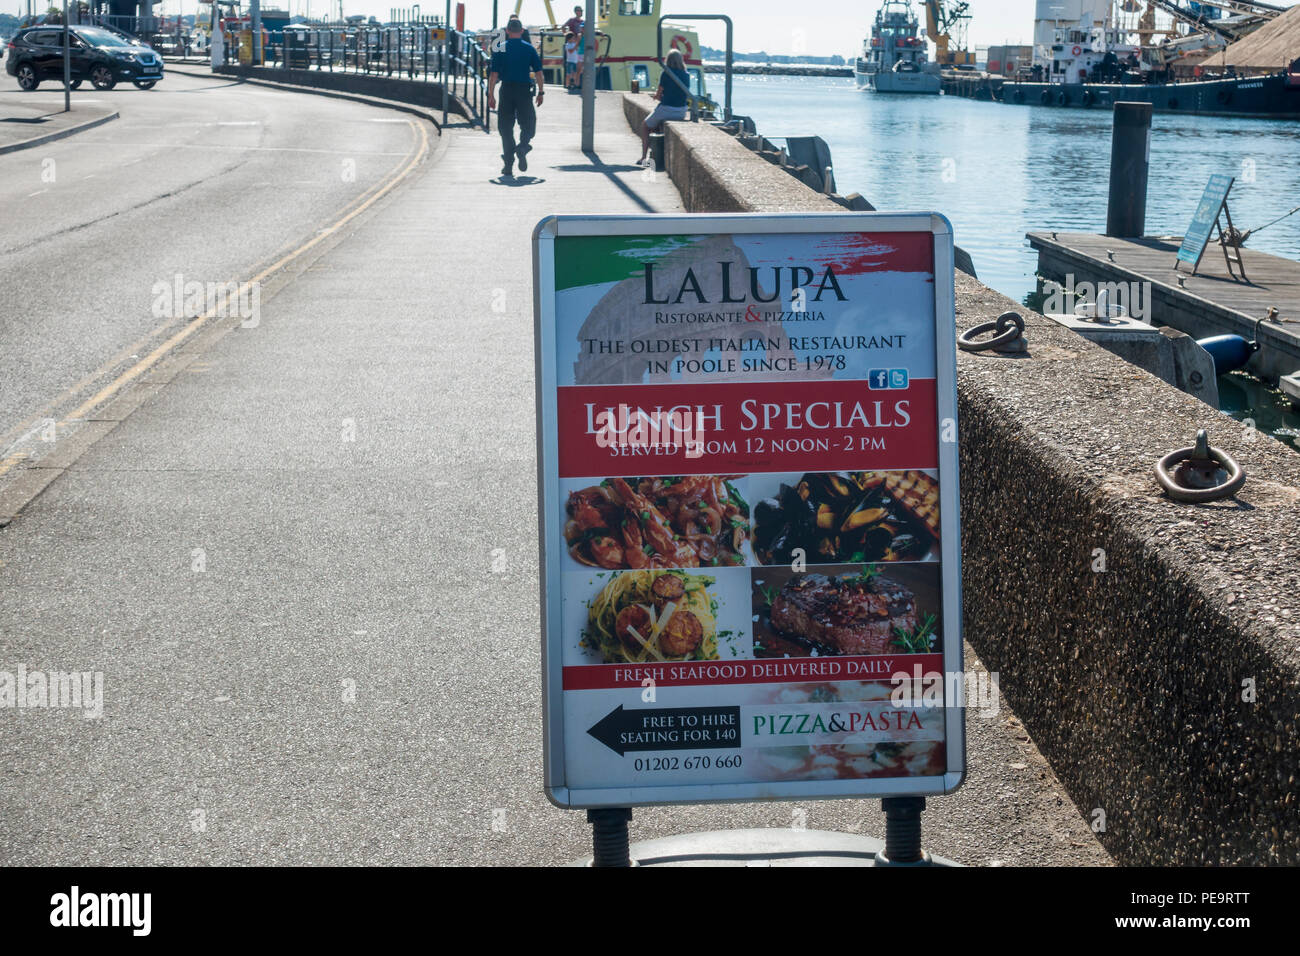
[487,18,545,178]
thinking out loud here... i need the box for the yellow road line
[0,320,202,451]
[9,117,429,441]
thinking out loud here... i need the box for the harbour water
[730,73,1300,449]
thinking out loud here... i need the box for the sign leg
[587,807,634,867]
[878,796,928,865]
[1220,203,1248,282]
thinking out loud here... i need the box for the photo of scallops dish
[564,475,750,570]
[583,570,721,664]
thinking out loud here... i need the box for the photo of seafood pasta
[585,571,720,663]
[564,476,750,569]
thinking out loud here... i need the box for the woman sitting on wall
[638,49,691,166]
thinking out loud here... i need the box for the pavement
[0,71,1111,866]
[0,90,118,154]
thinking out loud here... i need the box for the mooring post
[879,796,926,864]
[1106,101,1152,238]
[587,807,633,867]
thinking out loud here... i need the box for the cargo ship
[855,0,942,94]
[1002,69,1300,116]
[996,0,1300,119]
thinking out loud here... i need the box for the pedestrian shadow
[552,162,644,173]
[558,150,658,212]
[492,175,546,186]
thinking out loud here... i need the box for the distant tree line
[701,44,846,66]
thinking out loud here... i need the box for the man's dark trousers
[498,81,536,167]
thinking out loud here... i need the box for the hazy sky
[154,0,1043,50]
[154,0,1296,55]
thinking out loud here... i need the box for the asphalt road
[0,73,419,456]
[0,74,1111,866]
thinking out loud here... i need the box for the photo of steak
[769,573,918,656]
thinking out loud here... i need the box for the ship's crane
[923,0,975,66]
[1145,0,1277,43]
[1134,2,1182,44]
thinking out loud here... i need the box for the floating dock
[940,70,999,100]
[1028,231,1300,384]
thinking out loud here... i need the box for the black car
[5,25,164,91]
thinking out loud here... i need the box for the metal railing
[529,28,611,87]
[275,27,443,77]
[269,24,490,130]
[70,12,160,36]
[44,11,492,131]
[43,11,168,48]
[447,27,491,128]
[50,12,206,57]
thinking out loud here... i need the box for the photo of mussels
[750,471,940,565]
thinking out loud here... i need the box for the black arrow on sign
[587,705,742,756]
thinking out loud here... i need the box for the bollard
[1106,102,1152,238]
[649,132,666,173]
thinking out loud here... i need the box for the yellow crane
[513,0,559,27]
[923,0,975,66]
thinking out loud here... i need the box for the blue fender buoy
[1196,334,1256,375]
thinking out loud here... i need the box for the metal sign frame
[1175,174,1245,280]
[533,212,965,809]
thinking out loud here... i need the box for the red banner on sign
[562,654,945,690]
[556,379,937,478]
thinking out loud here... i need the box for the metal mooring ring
[1155,429,1246,503]
[958,311,1026,352]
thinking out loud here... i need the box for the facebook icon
[868,369,890,389]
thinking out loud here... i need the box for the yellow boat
[513,0,717,115]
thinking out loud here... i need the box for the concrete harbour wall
[622,92,1300,865]
[623,94,844,214]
